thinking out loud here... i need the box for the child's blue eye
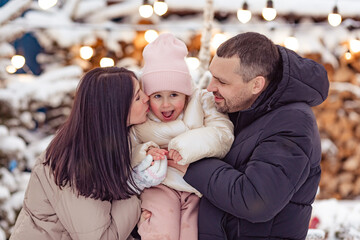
[170,93,178,97]
[154,95,161,99]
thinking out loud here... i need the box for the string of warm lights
[8,31,358,73]
[153,0,168,16]
[38,0,57,10]
[36,0,347,27]
[236,0,277,23]
[139,0,168,18]
[237,1,251,24]
[236,0,345,26]
[5,0,360,73]
[6,55,26,74]
[6,24,360,73]
[262,0,277,21]
[328,0,342,27]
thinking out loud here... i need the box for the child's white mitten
[130,155,167,193]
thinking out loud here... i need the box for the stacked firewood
[0,95,74,167]
[312,55,360,199]
[0,66,82,171]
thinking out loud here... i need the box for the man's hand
[167,159,189,174]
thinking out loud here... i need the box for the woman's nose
[142,94,149,103]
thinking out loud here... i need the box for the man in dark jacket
[169,32,329,239]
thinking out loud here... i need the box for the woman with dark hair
[10,67,166,240]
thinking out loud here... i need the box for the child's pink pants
[138,184,199,240]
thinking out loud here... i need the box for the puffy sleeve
[168,89,234,165]
[129,126,159,167]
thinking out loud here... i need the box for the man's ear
[251,76,266,95]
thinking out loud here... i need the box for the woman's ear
[251,76,266,95]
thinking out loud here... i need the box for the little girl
[130,33,234,240]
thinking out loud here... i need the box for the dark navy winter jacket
[184,46,329,240]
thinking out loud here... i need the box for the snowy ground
[311,199,360,239]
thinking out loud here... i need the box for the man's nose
[207,79,217,92]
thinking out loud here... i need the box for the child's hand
[167,149,183,163]
[147,147,168,161]
[138,209,152,227]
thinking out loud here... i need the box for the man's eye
[216,78,224,84]
[136,96,140,101]
[213,77,225,85]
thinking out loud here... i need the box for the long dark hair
[44,67,139,201]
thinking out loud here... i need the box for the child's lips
[162,110,174,119]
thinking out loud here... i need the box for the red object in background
[309,216,320,229]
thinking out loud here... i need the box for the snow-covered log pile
[312,54,360,200]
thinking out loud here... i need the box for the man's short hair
[217,32,281,83]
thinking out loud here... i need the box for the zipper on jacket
[221,213,229,240]
[266,98,274,111]
[237,219,240,238]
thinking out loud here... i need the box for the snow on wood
[0,24,25,43]
[0,0,31,26]
[85,0,141,23]
[0,135,26,155]
[0,186,10,200]
[0,43,15,58]
[0,168,17,193]
[23,135,53,169]
[62,0,81,20]
[331,82,360,98]
[74,0,106,20]
[0,65,82,113]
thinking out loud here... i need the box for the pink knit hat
[141,33,193,96]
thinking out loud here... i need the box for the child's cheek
[174,101,186,113]
[149,100,162,118]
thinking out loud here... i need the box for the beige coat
[10,154,141,240]
[130,89,234,196]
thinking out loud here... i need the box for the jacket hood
[268,46,329,109]
[231,46,329,131]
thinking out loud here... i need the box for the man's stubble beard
[215,93,255,114]
[214,102,229,113]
